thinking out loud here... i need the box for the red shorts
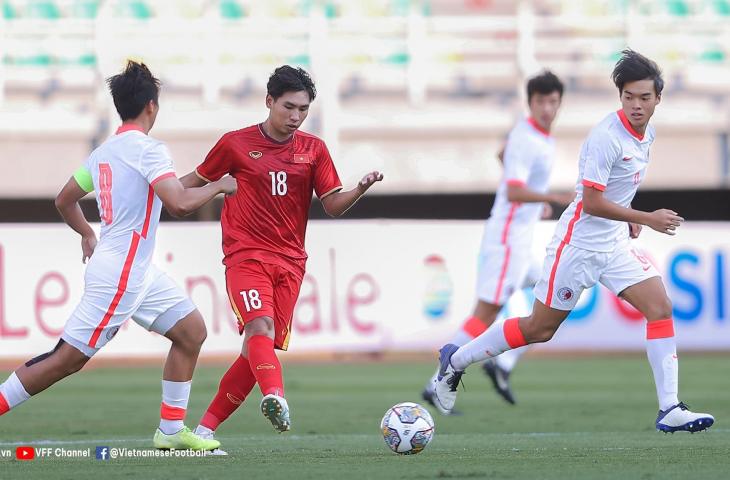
[225,260,303,350]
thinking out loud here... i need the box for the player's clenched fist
[357,171,384,192]
[646,209,683,235]
[81,234,97,263]
[215,176,238,195]
[628,222,642,238]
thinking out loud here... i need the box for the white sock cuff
[161,380,191,409]
[1,372,31,408]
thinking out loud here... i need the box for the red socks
[247,335,284,397]
[462,316,489,338]
[199,335,284,431]
[200,355,257,430]
[0,392,9,416]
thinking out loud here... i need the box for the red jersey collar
[527,117,551,137]
[258,123,293,145]
[115,123,146,135]
[616,110,644,141]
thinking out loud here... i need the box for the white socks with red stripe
[646,319,679,411]
[451,317,527,371]
[495,345,528,372]
[0,372,31,415]
[159,380,191,435]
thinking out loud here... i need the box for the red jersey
[196,124,342,276]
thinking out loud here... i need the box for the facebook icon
[95,446,110,460]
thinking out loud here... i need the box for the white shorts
[476,244,542,305]
[534,238,659,311]
[62,266,196,357]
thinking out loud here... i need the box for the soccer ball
[380,402,435,454]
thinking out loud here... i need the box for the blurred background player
[421,71,573,412]
[178,66,383,453]
[433,50,715,434]
[0,61,236,450]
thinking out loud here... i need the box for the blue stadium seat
[2,0,16,19]
[711,0,730,15]
[73,0,100,18]
[665,0,690,16]
[220,0,244,19]
[117,0,152,19]
[28,0,60,19]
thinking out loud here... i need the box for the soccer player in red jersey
[180,66,383,451]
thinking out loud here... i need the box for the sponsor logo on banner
[422,255,453,320]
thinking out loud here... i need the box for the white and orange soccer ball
[380,402,435,455]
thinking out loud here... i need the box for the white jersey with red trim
[482,117,556,248]
[554,110,655,253]
[82,127,176,290]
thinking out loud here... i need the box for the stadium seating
[1,0,728,196]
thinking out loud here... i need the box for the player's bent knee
[54,343,90,376]
[531,329,555,343]
[186,312,208,346]
[166,310,207,348]
[523,321,557,343]
[245,316,274,337]
[645,297,673,321]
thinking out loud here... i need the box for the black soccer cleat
[482,358,516,405]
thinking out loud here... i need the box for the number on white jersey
[269,171,288,196]
[240,289,262,311]
[99,163,113,224]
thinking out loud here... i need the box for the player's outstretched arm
[154,175,236,218]
[179,171,208,188]
[507,183,574,206]
[582,185,683,235]
[55,177,96,263]
[320,171,384,217]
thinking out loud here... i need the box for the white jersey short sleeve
[581,126,621,191]
[139,142,176,185]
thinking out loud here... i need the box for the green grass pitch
[1,355,728,479]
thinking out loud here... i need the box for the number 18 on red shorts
[225,259,303,351]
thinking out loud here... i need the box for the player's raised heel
[153,426,221,450]
[261,394,291,432]
[655,402,715,433]
[432,344,464,415]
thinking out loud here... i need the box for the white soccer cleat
[260,394,291,432]
[655,402,714,433]
[431,344,464,415]
[193,425,228,456]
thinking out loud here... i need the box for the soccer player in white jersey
[0,61,236,450]
[433,50,715,433]
[422,71,573,412]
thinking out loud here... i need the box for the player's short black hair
[106,61,160,121]
[612,49,664,95]
[267,65,316,102]
[526,70,564,102]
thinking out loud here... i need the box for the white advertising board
[0,221,728,358]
